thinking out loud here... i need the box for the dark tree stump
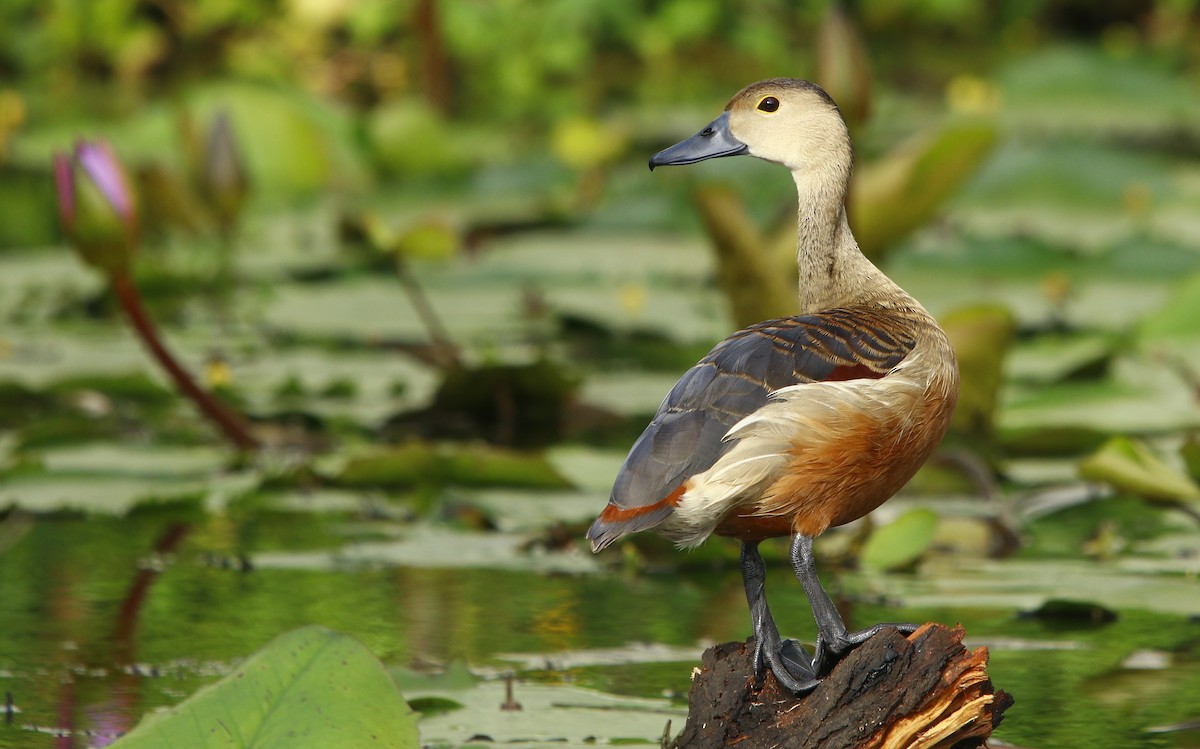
[671,624,1012,749]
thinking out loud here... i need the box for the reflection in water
[1,510,1198,749]
[1,511,762,748]
[34,522,190,748]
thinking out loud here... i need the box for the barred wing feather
[587,306,917,550]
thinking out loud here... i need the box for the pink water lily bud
[54,140,139,274]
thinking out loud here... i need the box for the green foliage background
[3,2,1200,748]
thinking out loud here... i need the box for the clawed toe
[752,637,820,694]
[844,621,918,647]
[814,622,918,674]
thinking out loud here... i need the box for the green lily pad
[860,508,940,571]
[1139,271,1200,339]
[110,626,418,749]
[412,680,682,747]
[1078,436,1200,505]
[999,45,1200,137]
[329,442,571,490]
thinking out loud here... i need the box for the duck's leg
[789,534,918,675]
[740,542,819,692]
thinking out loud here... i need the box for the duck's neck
[792,168,904,315]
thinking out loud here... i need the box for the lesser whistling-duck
[587,79,959,693]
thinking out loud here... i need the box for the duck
[587,78,959,693]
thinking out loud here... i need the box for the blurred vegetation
[4,1,1200,748]
[1,0,1197,233]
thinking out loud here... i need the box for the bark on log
[671,624,1012,749]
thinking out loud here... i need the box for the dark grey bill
[648,111,749,170]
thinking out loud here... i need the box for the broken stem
[110,270,261,452]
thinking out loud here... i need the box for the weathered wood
[671,624,1012,749]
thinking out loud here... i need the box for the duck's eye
[757,96,780,113]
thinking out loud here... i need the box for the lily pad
[251,526,599,574]
[109,626,418,749]
[1139,271,1200,339]
[328,442,571,490]
[860,508,940,571]
[412,680,682,748]
[998,45,1200,137]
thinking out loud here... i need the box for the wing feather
[594,305,919,537]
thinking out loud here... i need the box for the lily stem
[110,270,261,452]
[394,255,462,371]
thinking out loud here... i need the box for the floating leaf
[332,442,571,490]
[998,45,1200,137]
[406,696,465,717]
[998,425,1111,457]
[1139,272,1200,339]
[110,626,418,749]
[860,508,940,571]
[929,516,1019,560]
[1078,436,1200,505]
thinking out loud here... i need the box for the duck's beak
[649,111,748,170]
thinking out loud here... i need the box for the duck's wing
[587,306,918,550]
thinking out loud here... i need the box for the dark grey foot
[754,636,820,693]
[813,622,919,675]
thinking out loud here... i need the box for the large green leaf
[848,121,997,260]
[110,626,418,749]
[1078,436,1200,505]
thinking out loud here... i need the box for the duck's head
[649,78,849,175]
